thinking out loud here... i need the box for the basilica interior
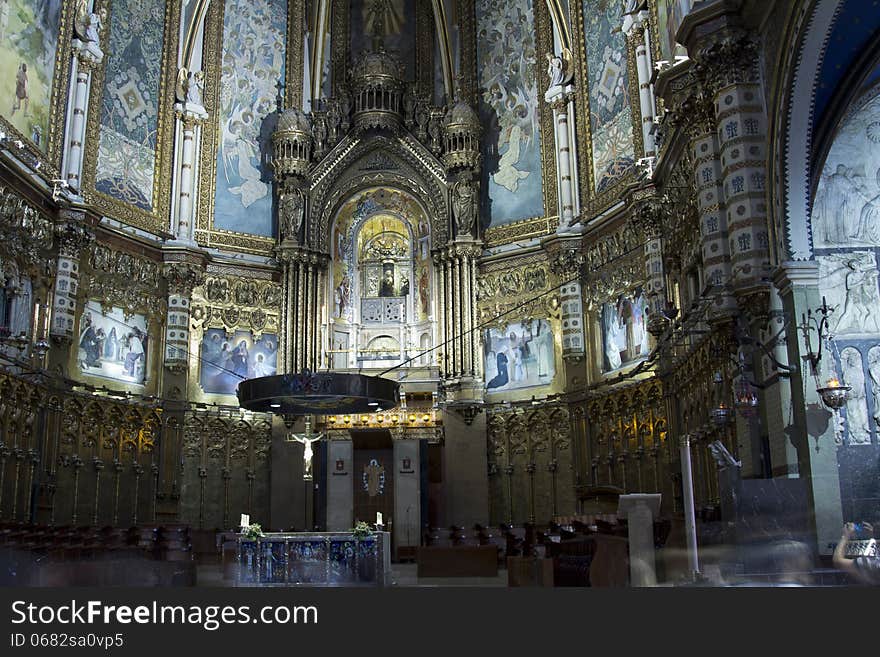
[0,0,878,587]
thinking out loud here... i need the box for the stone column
[686,23,771,309]
[279,248,326,373]
[162,261,205,371]
[50,212,93,343]
[774,262,842,555]
[545,87,577,231]
[63,39,103,190]
[657,64,737,320]
[623,9,657,158]
[171,108,207,243]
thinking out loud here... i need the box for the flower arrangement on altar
[351,521,373,539]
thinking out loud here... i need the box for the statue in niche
[868,346,880,430]
[279,186,304,242]
[452,180,478,236]
[546,53,566,88]
[380,268,395,297]
[398,273,409,296]
[841,347,870,444]
[186,71,205,107]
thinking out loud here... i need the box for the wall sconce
[343,415,351,424]
[710,371,734,427]
[799,297,850,410]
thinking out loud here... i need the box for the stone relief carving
[818,252,880,336]
[869,345,880,432]
[86,244,163,318]
[841,346,870,445]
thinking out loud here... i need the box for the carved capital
[55,219,94,259]
[163,262,206,296]
[692,29,760,94]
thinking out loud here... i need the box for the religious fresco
[484,319,555,392]
[199,328,278,396]
[351,0,416,80]
[477,0,544,225]
[213,0,287,237]
[583,0,634,193]
[654,0,690,63]
[811,90,880,249]
[331,188,431,325]
[0,0,61,152]
[94,0,166,210]
[600,287,648,372]
[77,300,149,386]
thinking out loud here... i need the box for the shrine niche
[327,187,434,370]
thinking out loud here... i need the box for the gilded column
[453,252,462,377]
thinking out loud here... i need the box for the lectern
[617,493,661,587]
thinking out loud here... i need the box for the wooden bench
[416,545,499,577]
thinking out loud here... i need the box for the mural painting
[0,0,61,152]
[477,0,544,225]
[484,319,555,392]
[199,328,278,396]
[600,287,648,372]
[77,300,149,386]
[583,0,634,192]
[213,0,287,237]
[95,0,166,210]
[654,0,690,63]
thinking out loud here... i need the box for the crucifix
[286,417,323,480]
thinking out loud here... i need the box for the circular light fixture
[237,370,399,415]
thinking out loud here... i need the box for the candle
[240,513,250,529]
[376,512,383,526]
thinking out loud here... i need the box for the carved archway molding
[310,135,450,252]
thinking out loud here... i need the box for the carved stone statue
[186,71,205,107]
[546,53,565,88]
[842,347,870,444]
[869,346,880,430]
[453,180,477,236]
[280,186,305,241]
[74,1,102,44]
